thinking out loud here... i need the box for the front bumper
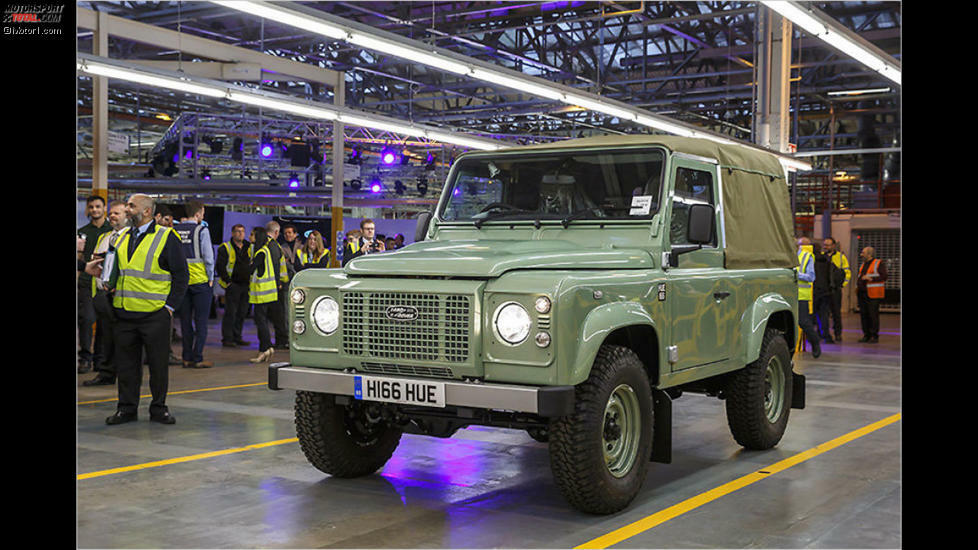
[269,363,575,417]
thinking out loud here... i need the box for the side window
[669,166,717,247]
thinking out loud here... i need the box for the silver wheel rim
[602,384,641,478]
[764,356,786,423]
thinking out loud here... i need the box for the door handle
[713,291,731,300]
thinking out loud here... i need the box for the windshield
[439,148,666,224]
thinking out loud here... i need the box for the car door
[664,154,734,372]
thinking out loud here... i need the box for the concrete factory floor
[76,311,901,548]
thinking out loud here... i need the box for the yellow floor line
[77,382,267,405]
[77,437,299,480]
[575,412,902,549]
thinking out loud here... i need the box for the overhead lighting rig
[77,53,502,153]
[209,0,812,171]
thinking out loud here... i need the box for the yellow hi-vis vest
[91,227,130,298]
[113,224,174,312]
[249,245,277,304]
[268,240,290,284]
[173,222,208,285]
[796,246,814,302]
[218,241,252,289]
[830,251,851,287]
[296,247,329,268]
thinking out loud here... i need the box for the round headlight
[534,296,551,314]
[293,319,306,335]
[311,296,339,335]
[494,302,531,345]
[291,288,306,304]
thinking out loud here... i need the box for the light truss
[210,0,812,171]
[77,54,503,152]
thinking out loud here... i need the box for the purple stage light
[382,151,396,164]
[185,150,194,159]
[370,182,382,193]
[260,144,273,157]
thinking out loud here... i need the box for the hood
[344,239,654,278]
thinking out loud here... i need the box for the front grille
[342,292,471,363]
[360,362,454,379]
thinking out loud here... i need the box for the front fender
[739,292,795,365]
[567,301,657,386]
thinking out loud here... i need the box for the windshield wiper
[560,209,595,228]
[472,204,531,229]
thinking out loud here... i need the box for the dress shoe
[811,342,821,358]
[834,335,842,343]
[235,339,250,346]
[249,348,275,363]
[274,343,290,350]
[77,361,92,374]
[182,360,194,369]
[823,336,835,344]
[83,374,115,386]
[150,410,176,424]
[858,336,871,343]
[106,411,137,425]
[168,353,182,366]
[222,341,238,348]
[868,336,879,343]
[195,360,214,368]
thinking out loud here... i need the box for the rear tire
[725,329,793,450]
[294,391,402,478]
[549,345,653,514]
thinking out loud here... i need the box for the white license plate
[353,375,446,408]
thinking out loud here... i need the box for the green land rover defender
[270,134,806,514]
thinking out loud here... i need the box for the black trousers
[115,308,171,416]
[857,289,881,338]
[270,286,289,346]
[828,288,844,339]
[813,292,834,339]
[253,302,273,352]
[92,289,117,377]
[798,299,820,349]
[222,282,249,343]
[77,279,97,365]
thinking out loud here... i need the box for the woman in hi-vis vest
[248,227,278,363]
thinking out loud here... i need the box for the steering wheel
[478,202,525,214]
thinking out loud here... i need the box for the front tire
[724,328,793,450]
[294,391,403,478]
[549,345,653,514]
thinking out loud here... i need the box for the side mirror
[686,203,715,245]
[415,211,433,242]
[667,204,715,268]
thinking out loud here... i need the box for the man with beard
[81,200,130,387]
[77,195,112,374]
[86,194,188,425]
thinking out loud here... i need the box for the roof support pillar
[91,10,109,202]
[755,9,792,153]
[330,77,345,267]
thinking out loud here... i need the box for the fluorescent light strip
[827,87,891,96]
[760,1,900,85]
[78,59,499,151]
[349,33,472,75]
[78,61,226,98]
[226,91,338,121]
[210,0,346,40]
